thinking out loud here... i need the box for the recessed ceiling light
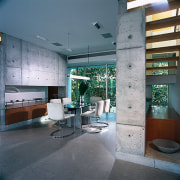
[36,35,47,41]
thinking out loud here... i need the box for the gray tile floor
[0,113,180,180]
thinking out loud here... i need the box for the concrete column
[117,0,127,15]
[116,6,146,158]
[0,34,6,129]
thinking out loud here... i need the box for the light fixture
[36,34,47,41]
[66,32,72,52]
[127,0,168,9]
[67,74,90,80]
[92,22,101,29]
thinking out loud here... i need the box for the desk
[67,104,91,128]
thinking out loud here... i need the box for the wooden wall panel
[146,118,180,144]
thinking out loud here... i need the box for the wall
[4,34,67,86]
[0,38,5,128]
[171,54,180,115]
[0,33,67,128]
[116,9,146,156]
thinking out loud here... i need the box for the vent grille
[101,33,112,38]
[52,42,62,46]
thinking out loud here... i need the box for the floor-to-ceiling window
[67,64,116,111]
[107,65,116,112]
[85,65,106,102]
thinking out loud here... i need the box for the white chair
[103,99,110,126]
[47,103,75,138]
[81,100,105,132]
[62,97,72,105]
[62,97,72,113]
[103,99,110,113]
[90,96,102,110]
[50,99,61,103]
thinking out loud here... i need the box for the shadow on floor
[108,159,180,180]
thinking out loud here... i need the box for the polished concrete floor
[0,113,180,180]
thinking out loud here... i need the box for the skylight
[127,0,168,10]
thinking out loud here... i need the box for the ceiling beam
[146,16,180,31]
[146,32,180,43]
[146,56,179,63]
[146,45,180,54]
[146,66,177,71]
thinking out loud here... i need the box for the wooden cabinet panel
[146,118,180,144]
[6,104,47,125]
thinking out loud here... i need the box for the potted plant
[79,80,89,104]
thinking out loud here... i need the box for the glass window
[152,85,168,106]
[85,65,106,103]
[67,64,116,112]
[107,65,116,112]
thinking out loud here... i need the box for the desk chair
[47,103,75,138]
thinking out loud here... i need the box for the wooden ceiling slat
[146,66,177,71]
[146,0,180,16]
[146,57,179,63]
[146,45,180,54]
[146,32,180,43]
[146,16,180,31]
[128,0,180,15]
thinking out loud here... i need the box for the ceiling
[0,0,118,56]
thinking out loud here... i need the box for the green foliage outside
[152,85,168,106]
[152,61,168,106]
[152,62,168,75]
[69,65,116,106]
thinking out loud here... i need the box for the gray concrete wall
[0,33,67,127]
[4,34,67,86]
[0,34,6,128]
[116,9,146,156]
[171,54,180,115]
